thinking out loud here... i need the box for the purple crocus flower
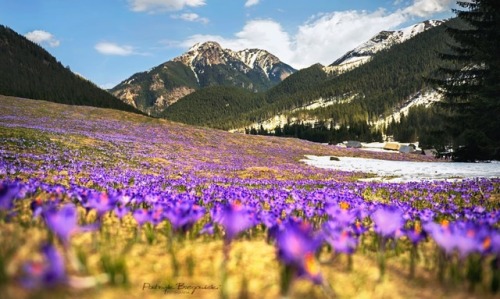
[21,244,66,288]
[371,205,405,238]
[424,221,457,255]
[43,204,79,245]
[165,201,205,232]
[85,192,117,217]
[149,205,166,226]
[113,205,129,220]
[424,220,492,258]
[0,181,21,211]
[30,197,44,219]
[404,221,427,244]
[325,202,357,226]
[132,208,150,227]
[323,221,358,254]
[215,202,256,241]
[452,222,483,258]
[275,219,323,284]
[200,222,214,235]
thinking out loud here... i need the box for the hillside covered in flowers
[1,95,499,299]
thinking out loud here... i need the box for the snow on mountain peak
[173,41,294,80]
[188,41,223,52]
[326,20,444,73]
[234,48,281,74]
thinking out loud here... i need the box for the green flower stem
[409,243,417,279]
[279,264,295,299]
[166,226,179,278]
[378,237,386,281]
[347,254,353,272]
[220,238,231,299]
[437,249,446,283]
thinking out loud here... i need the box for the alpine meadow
[0,1,499,299]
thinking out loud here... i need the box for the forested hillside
[0,25,141,114]
[161,19,453,134]
[161,64,328,129]
[162,86,266,128]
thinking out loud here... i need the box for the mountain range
[0,19,451,145]
[159,19,450,136]
[110,18,446,130]
[110,41,296,115]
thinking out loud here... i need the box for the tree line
[0,25,142,114]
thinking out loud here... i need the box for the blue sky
[0,0,456,89]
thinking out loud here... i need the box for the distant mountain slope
[162,86,266,129]
[160,64,328,129]
[160,19,451,132]
[325,20,444,74]
[0,25,141,114]
[111,41,296,116]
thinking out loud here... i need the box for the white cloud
[129,0,206,12]
[245,0,260,7]
[181,19,294,60]
[95,42,135,56]
[172,13,209,24]
[403,0,454,17]
[178,0,455,69]
[291,10,406,68]
[24,30,60,47]
[180,11,406,69]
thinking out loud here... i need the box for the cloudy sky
[0,0,457,89]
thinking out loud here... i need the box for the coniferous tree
[431,1,500,161]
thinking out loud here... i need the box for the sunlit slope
[1,95,499,299]
[0,95,432,183]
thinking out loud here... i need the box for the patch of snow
[373,90,442,128]
[187,51,200,83]
[301,155,500,182]
[234,94,355,132]
[188,42,203,52]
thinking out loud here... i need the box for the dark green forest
[160,19,456,147]
[429,0,500,161]
[247,121,383,145]
[162,86,267,128]
[160,63,330,129]
[0,25,141,114]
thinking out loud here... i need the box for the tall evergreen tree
[431,1,500,161]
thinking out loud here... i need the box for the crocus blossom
[21,244,66,288]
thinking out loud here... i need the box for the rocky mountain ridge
[111,41,296,115]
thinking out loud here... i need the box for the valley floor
[1,95,499,299]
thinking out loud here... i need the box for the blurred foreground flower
[216,202,256,241]
[0,181,22,211]
[165,200,205,233]
[21,244,66,288]
[276,219,323,284]
[372,205,404,238]
[371,205,404,280]
[43,203,97,245]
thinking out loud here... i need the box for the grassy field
[1,95,499,299]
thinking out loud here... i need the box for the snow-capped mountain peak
[175,41,229,67]
[173,41,296,81]
[325,20,444,74]
[112,41,296,115]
